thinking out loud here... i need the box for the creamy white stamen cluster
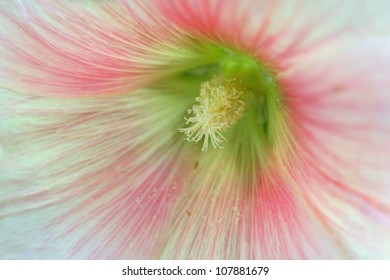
[179,74,248,151]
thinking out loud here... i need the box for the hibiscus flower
[0,0,389,259]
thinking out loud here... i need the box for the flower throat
[179,52,281,152]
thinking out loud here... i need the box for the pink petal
[0,86,197,258]
[0,1,211,97]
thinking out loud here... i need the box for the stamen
[179,74,249,151]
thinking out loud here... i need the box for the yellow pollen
[179,75,248,151]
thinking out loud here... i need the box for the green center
[177,45,285,155]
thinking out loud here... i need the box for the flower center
[179,53,282,152]
[179,74,250,152]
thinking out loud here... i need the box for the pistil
[179,74,250,151]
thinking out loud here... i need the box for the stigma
[179,74,249,152]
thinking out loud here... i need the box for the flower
[0,0,390,259]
